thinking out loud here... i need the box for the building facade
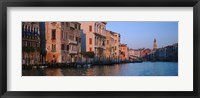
[45,22,81,63]
[133,49,141,58]
[148,43,178,62]
[22,22,40,65]
[65,22,81,63]
[105,30,115,59]
[80,22,107,59]
[45,22,62,63]
[120,44,129,60]
[156,43,178,61]
[129,49,135,57]
[113,32,121,60]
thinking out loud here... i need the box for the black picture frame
[0,0,199,98]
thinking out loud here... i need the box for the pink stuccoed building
[113,32,121,60]
[120,44,129,60]
[45,22,62,63]
[80,22,107,59]
[45,22,81,63]
[105,30,121,60]
[105,30,115,59]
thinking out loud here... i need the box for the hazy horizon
[106,21,178,49]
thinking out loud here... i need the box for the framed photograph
[0,0,199,98]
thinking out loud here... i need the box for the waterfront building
[129,49,135,57]
[156,47,167,61]
[80,22,107,59]
[45,22,62,63]
[120,44,129,60]
[133,49,141,58]
[66,22,81,63]
[148,43,178,62]
[113,32,121,60]
[45,22,81,63]
[165,43,178,61]
[22,22,40,65]
[128,48,136,61]
[105,30,115,59]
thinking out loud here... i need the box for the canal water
[22,62,178,76]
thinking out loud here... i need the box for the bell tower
[153,38,157,50]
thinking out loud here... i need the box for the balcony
[68,39,77,44]
[69,23,75,29]
[69,50,77,54]
[94,32,106,38]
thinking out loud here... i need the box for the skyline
[106,21,178,49]
[22,22,178,76]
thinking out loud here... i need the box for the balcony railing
[94,32,106,37]
[68,39,77,44]
[69,50,77,54]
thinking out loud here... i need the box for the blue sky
[106,22,178,49]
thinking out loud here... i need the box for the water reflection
[46,68,63,76]
[22,62,178,76]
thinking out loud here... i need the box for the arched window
[24,25,27,36]
[37,28,40,35]
[35,28,38,35]
[26,25,28,33]
[89,25,92,32]
[31,26,34,33]
[96,24,98,33]
[99,25,101,33]
[33,27,36,33]
[29,26,31,32]
[34,27,37,33]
